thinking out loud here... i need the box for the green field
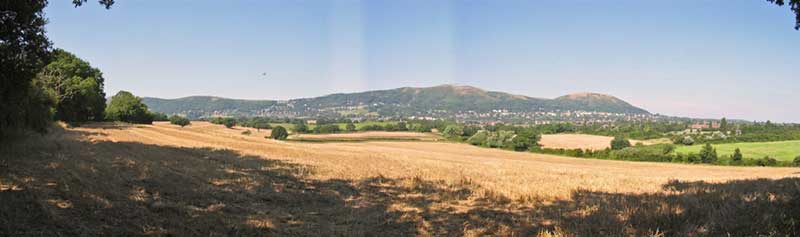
[676,140,800,161]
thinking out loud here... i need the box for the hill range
[142,84,650,121]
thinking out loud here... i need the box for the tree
[270,126,289,140]
[766,0,800,30]
[731,148,744,164]
[222,118,237,128]
[1,0,112,138]
[395,122,408,131]
[345,122,356,132]
[152,112,169,121]
[293,122,308,134]
[467,130,489,146]
[34,49,106,124]
[699,143,718,164]
[251,120,271,131]
[682,136,695,146]
[104,91,153,124]
[442,125,464,138]
[610,136,631,150]
[793,155,800,167]
[719,117,728,132]
[1,1,53,137]
[169,115,191,127]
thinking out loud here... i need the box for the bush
[270,126,289,140]
[793,156,800,167]
[756,156,778,167]
[610,136,631,150]
[698,143,718,164]
[168,115,191,127]
[293,123,308,133]
[241,130,252,135]
[345,122,356,132]
[442,125,465,139]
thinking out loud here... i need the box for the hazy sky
[45,1,799,122]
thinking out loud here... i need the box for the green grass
[676,140,800,161]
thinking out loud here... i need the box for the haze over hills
[142,84,650,121]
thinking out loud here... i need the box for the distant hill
[142,84,649,120]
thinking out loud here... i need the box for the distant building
[306,120,317,125]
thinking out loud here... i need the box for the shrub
[241,130,252,135]
[467,130,489,145]
[793,156,800,167]
[168,115,191,127]
[610,136,631,150]
[756,156,778,167]
[270,126,289,140]
[345,122,356,132]
[293,123,308,133]
[730,148,744,165]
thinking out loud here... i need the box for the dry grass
[1,122,799,236]
[539,134,664,150]
[289,131,442,142]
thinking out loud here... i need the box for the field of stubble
[1,121,798,236]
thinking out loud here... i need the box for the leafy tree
[442,125,464,138]
[34,49,106,124]
[222,118,237,128]
[1,1,53,137]
[510,130,540,151]
[151,112,169,121]
[395,122,408,131]
[610,136,631,150]
[467,130,489,145]
[104,91,153,124]
[719,117,728,132]
[251,120,271,131]
[293,122,308,134]
[345,122,356,132]
[757,156,778,166]
[169,115,191,127]
[766,0,800,30]
[682,136,695,145]
[699,143,718,164]
[731,148,744,164]
[270,126,289,140]
[313,124,340,134]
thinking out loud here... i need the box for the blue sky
[45,1,799,122]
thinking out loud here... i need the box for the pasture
[676,140,800,161]
[1,122,798,236]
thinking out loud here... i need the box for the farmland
[539,134,665,150]
[2,122,799,236]
[676,140,800,161]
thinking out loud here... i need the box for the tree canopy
[34,49,106,123]
[270,126,289,140]
[105,91,154,124]
[767,0,800,30]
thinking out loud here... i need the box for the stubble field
[1,122,798,236]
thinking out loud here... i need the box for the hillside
[142,84,649,119]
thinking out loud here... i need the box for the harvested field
[288,131,442,142]
[1,122,799,236]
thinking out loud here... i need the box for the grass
[676,140,800,161]
[2,122,799,235]
[539,134,666,150]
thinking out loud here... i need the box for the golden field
[1,121,799,236]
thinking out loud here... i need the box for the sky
[45,1,799,122]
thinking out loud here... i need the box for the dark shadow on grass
[1,127,799,236]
